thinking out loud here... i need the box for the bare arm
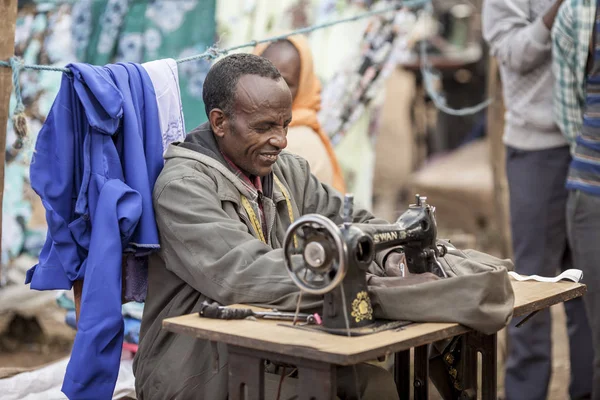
[543,0,565,30]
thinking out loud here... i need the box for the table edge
[512,284,586,318]
[163,318,470,365]
[162,281,585,364]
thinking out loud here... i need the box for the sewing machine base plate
[280,319,413,337]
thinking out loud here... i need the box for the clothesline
[0,0,491,124]
[0,2,423,73]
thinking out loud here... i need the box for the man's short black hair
[203,53,282,118]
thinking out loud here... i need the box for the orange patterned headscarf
[254,35,346,193]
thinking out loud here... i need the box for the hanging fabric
[27,59,183,399]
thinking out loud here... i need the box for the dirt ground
[0,291,573,399]
[0,303,74,372]
[524,304,571,400]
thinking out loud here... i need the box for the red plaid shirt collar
[221,152,263,194]
[221,152,267,238]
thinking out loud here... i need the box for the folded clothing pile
[56,291,143,354]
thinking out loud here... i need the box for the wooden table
[163,280,585,400]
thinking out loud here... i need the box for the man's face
[211,75,292,177]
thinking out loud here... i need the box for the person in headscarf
[254,35,346,193]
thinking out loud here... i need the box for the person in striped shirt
[553,0,600,397]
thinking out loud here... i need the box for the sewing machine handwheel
[283,214,348,295]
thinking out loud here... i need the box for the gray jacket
[133,124,514,399]
[482,0,568,150]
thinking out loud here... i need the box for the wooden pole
[0,0,18,284]
[486,55,512,394]
[487,56,512,260]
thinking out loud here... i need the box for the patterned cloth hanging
[318,4,415,146]
[71,0,216,132]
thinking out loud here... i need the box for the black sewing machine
[282,194,448,334]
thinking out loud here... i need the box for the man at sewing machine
[133,52,441,399]
[133,50,518,399]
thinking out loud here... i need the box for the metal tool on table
[282,193,447,335]
[199,301,321,325]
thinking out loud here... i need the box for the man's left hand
[376,251,441,288]
[383,251,408,277]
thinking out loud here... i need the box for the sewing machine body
[283,194,446,332]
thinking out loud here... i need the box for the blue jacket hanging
[27,62,163,399]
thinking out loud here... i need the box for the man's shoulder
[153,154,215,198]
[271,151,313,197]
[275,151,310,176]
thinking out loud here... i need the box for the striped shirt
[552,0,596,147]
[569,1,600,194]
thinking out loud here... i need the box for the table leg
[414,345,429,400]
[461,335,477,398]
[297,362,336,400]
[463,332,498,400]
[479,333,497,400]
[228,345,265,400]
[395,350,411,400]
[227,345,336,400]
